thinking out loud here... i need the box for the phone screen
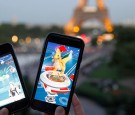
[0,54,25,107]
[34,42,80,107]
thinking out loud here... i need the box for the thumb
[55,106,65,115]
[0,108,9,115]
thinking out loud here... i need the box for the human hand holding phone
[44,94,85,115]
[0,43,29,114]
[31,33,85,114]
[0,94,84,115]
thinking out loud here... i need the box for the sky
[0,0,135,26]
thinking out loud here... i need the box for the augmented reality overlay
[35,42,80,107]
[0,54,25,107]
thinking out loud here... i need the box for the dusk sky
[0,0,135,25]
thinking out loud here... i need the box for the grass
[89,62,119,80]
[77,61,135,108]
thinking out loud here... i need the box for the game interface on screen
[35,42,80,107]
[0,54,25,107]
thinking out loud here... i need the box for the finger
[0,108,9,115]
[72,94,85,115]
[55,106,65,115]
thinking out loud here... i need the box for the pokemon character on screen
[35,42,80,107]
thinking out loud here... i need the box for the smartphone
[31,33,84,114]
[0,43,29,114]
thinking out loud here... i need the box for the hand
[44,94,85,115]
[0,108,9,115]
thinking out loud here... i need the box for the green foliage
[0,23,64,43]
[90,63,119,80]
[76,82,135,107]
[76,83,114,106]
[115,26,135,43]
[111,26,135,76]
[47,25,64,34]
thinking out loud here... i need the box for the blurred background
[0,0,135,115]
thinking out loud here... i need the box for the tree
[111,25,135,76]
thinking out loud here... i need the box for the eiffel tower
[64,0,113,35]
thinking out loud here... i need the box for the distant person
[0,94,85,115]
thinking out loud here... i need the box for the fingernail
[55,106,64,114]
[1,108,9,115]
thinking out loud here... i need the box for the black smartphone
[31,33,84,114]
[0,43,29,114]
